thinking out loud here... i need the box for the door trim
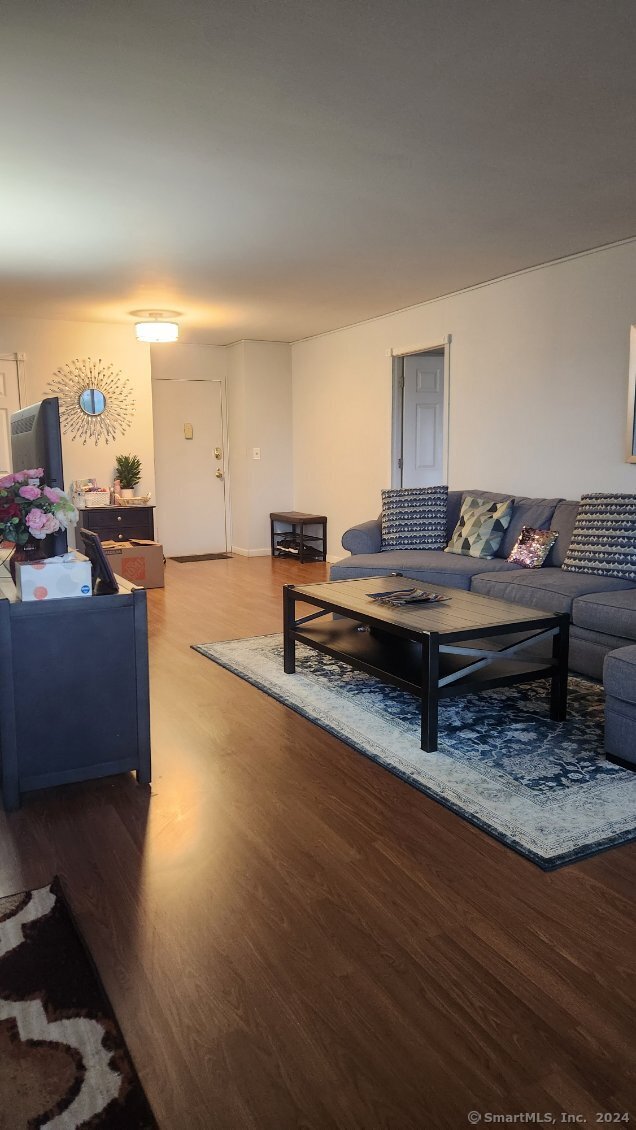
[0,353,27,409]
[151,377,231,553]
[390,335,451,488]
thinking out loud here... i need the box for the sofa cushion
[470,567,636,615]
[562,493,636,582]
[446,491,462,541]
[445,495,513,558]
[547,500,580,567]
[500,498,561,558]
[572,588,636,642]
[381,485,448,550]
[461,490,562,557]
[330,551,518,591]
[604,645,636,707]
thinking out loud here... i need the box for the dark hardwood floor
[1,556,635,1129]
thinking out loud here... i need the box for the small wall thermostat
[184,423,193,440]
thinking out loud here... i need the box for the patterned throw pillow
[380,485,448,551]
[508,526,558,568]
[562,493,636,582]
[444,494,513,559]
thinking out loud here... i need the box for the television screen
[10,397,67,556]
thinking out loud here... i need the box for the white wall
[227,341,293,553]
[292,241,636,557]
[0,317,154,496]
[150,342,227,384]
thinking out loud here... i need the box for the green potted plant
[115,454,142,499]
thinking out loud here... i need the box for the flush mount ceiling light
[131,309,181,343]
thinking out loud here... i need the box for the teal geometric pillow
[444,494,513,559]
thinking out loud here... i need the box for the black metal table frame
[283,584,570,752]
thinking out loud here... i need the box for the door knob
[215,468,223,479]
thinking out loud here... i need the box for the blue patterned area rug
[193,635,636,870]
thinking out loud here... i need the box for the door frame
[390,335,452,488]
[0,352,27,409]
[151,376,232,553]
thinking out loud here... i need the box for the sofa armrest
[341,519,382,555]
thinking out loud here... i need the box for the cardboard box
[103,540,165,589]
[15,552,92,602]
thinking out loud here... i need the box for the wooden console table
[0,572,151,810]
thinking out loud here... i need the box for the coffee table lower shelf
[294,617,554,694]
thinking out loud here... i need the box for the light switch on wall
[184,423,193,440]
[252,447,261,460]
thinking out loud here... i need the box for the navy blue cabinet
[0,573,151,809]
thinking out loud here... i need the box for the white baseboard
[326,553,340,563]
[231,546,271,557]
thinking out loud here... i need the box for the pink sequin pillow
[507,526,558,568]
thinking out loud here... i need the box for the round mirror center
[79,388,106,416]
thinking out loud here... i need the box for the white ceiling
[1,0,635,344]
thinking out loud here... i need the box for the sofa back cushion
[446,490,463,541]
[380,485,448,551]
[562,493,636,582]
[461,490,562,557]
[547,500,580,567]
[499,496,562,558]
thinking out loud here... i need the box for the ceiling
[1,0,635,345]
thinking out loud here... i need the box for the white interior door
[0,356,22,472]
[152,379,227,556]
[401,352,445,487]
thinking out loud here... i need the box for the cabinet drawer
[86,509,143,530]
[92,527,130,542]
[81,508,154,538]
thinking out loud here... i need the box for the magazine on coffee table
[367,587,449,607]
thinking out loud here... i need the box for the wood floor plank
[0,555,634,1129]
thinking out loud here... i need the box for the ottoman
[604,645,636,769]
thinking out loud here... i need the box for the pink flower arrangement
[0,469,77,547]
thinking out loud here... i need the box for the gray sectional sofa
[331,489,636,767]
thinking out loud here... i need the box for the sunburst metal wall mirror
[48,358,136,445]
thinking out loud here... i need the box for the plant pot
[9,539,47,584]
[120,488,135,499]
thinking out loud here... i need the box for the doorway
[391,344,449,488]
[152,378,229,557]
[0,354,24,472]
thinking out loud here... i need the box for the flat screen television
[10,396,67,556]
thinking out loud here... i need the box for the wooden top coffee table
[283,575,569,752]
